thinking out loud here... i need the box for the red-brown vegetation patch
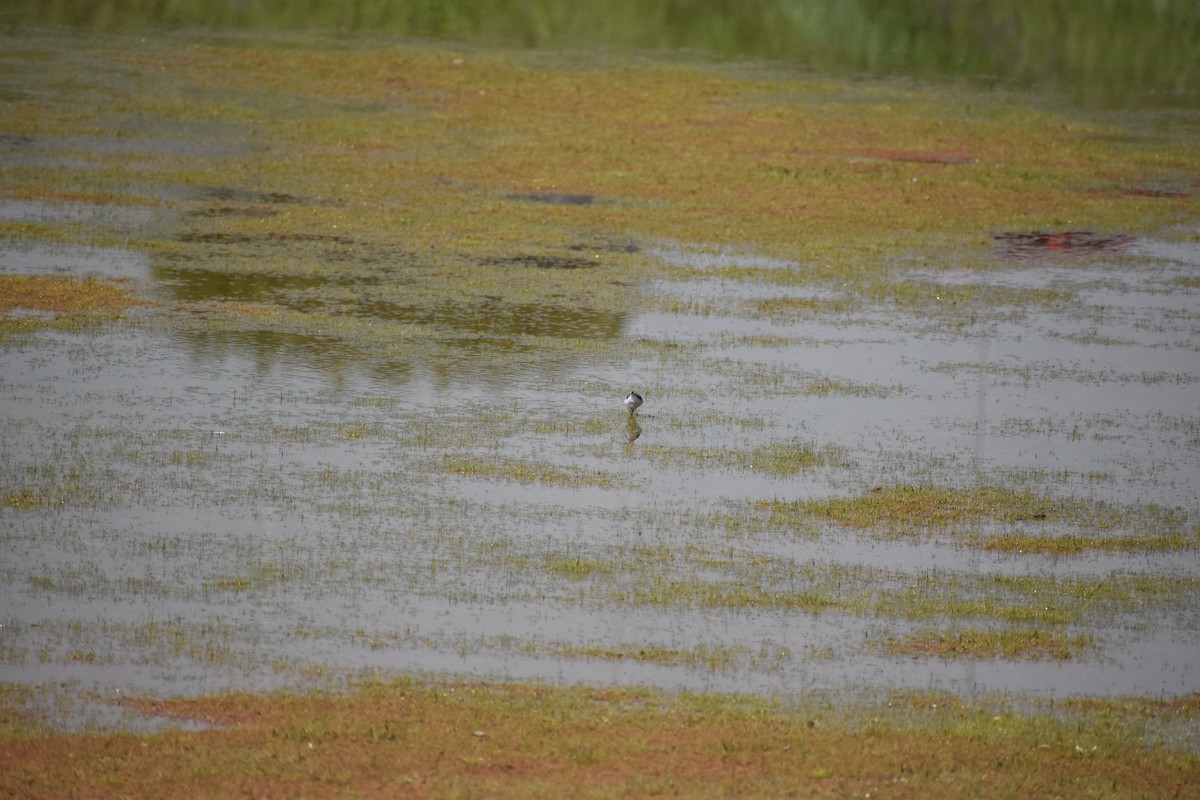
[1,681,1196,799]
[0,274,142,318]
[993,230,1136,261]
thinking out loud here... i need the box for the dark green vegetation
[5,0,1197,109]
[884,626,1093,661]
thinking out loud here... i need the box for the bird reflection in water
[624,391,643,442]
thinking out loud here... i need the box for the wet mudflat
[0,20,1199,754]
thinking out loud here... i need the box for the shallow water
[2,224,1198,705]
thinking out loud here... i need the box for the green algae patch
[980,529,1197,555]
[782,486,1197,556]
[883,627,1093,661]
[749,485,1069,539]
[643,439,849,474]
[442,454,627,489]
[207,562,306,594]
[803,486,1068,528]
[2,678,1197,799]
[538,641,742,672]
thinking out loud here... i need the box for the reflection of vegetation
[5,0,1195,107]
[154,263,626,338]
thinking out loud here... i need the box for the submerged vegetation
[750,485,1198,558]
[442,454,626,488]
[980,529,1197,555]
[643,439,849,474]
[802,485,1090,529]
[883,626,1093,661]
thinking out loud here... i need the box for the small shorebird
[624,391,643,415]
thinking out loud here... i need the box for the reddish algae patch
[0,274,142,319]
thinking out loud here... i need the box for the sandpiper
[624,391,643,415]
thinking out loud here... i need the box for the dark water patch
[993,230,1137,262]
[507,191,594,205]
[171,229,413,267]
[569,240,640,254]
[186,205,281,218]
[177,231,356,246]
[177,232,272,245]
[183,186,308,218]
[188,186,310,205]
[152,184,314,205]
[1104,176,1196,200]
[483,253,599,270]
[0,132,243,167]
